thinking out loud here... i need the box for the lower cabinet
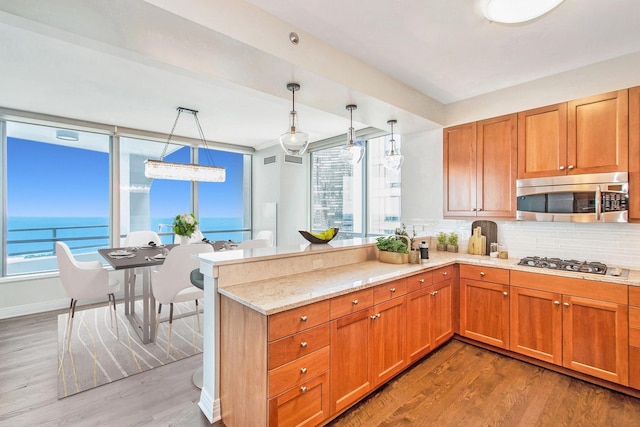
[329,295,408,415]
[510,271,629,386]
[268,372,330,427]
[459,265,510,349]
[629,287,640,388]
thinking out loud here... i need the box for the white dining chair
[56,242,120,353]
[236,239,270,249]
[124,230,162,247]
[150,243,214,359]
[254,230,274,247]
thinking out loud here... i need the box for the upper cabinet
[444,114,517,218]
[518,90,628,179]
[630,86,640,223]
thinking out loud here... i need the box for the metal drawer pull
[430,291,438,296]
[480,272,485,276]
[563,302,570,307]
[390,287,396,293]
[300,367,307,374]
[553,301,560,305]
[442,272,448,276]
[370,313,381,320]
[300,341,308,348]
[300,315,308,322]
[300,386,308,393]
[568,165,574,170]
[419,279,425,283]
[559,165,565,170]
[352,299,359,305]
[503,291,508,296]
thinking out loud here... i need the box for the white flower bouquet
[172,212,199,237]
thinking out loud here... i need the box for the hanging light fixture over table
[144,107,226,182]
[340,104,365,165]
[382,119,403,171]
[279,83,310,156]
[483,0,565,24]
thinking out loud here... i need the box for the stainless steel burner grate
[517,256,607,275]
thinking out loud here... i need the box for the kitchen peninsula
[195,239,640,426]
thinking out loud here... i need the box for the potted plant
[376,235,409,264]
[447,232,459,252]
[172,212,199,245]
[436,232,447,251]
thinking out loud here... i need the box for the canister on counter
[419,241,429,262]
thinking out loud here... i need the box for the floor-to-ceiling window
[309,131,401,238]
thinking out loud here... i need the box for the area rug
[57,301,202,398]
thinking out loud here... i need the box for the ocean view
[7,216,247,258]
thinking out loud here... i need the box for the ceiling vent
[284,155,303,165]
[263,155,276,165]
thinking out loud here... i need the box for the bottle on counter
[419,241,429,263]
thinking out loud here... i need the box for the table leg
[142,267,156,343]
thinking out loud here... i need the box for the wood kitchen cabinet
[628,286,640,388]
[459,265,510,349]
[443,114,517,218]
[518,90,628,178]
[510,271,629,386]
[330,283,407,415]
[629,86,640,223]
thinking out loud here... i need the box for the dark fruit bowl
[298,228,339,244]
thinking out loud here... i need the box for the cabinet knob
[419,279,425,283]
[559,165,565,171]
[503,291,508,296]
[430,291,438,296]
[563,302,570,307]
[471,208,477,212]
[442,272,448,276]
[390,287,396,293]
[300,315,308,322]
[300,367,307,374]
[568,165,574,170]
[300,341,308,348]
[370,313,381,320]
[300,386,308,393]
[352,299,359,305]
[553,300,560,305]
[480,272,485,277]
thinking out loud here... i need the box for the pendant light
[340,104,365,165]
[279,83,310,156]
[382,119,403,171]
[483,0,565,24]
[144,107,226,182]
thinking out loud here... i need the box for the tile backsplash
[404,219,640,270]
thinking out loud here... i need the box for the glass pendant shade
[340,104,365,165]
[483,0,565,24]
[144,107,226,182]
[279,83,310,156]
[383,119,403,171]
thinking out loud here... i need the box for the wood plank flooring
[3,308,640,427]
[328,340,640,426]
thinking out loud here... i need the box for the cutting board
[471,220,498,256]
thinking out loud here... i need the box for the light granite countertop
[216,250,640,316]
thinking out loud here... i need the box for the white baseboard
[0,298,68,320]
[198,390,221,423]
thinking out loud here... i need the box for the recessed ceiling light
[56,129,79,141]
[483,0,565,24]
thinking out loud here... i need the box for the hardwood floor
[328,340,640,426]
[0,309,222,427]
[3,309,640,427]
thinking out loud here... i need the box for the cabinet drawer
[268,324,330,370]
[373,278,407,305]
[630,286,640,307]
[268,347,329,398]
[460,264,509,284]
[268,372,329,427]
[432,265,455,284]
[407,271,433,292]
[330,288,374,319]
[268,300,330,341]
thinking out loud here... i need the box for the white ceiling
[1,0,640,149]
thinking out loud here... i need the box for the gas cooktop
[517,256,626,277]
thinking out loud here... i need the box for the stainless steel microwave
[516,172,628,223]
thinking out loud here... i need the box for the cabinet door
[460,279,510,349]
[443,122,477,217]
[431,278,453,348]
[329,308,373,415]
[476,114,517,218]
[562,295,629,385]
[517,103,568,178]
[510,287,562,365]
[268,372,329,427]
[371,296,407,387]
[567,90,628,175]
[629,86,640,222]
[406,288,433,362]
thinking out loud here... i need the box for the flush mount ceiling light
[382,119,404,171]
[279,83,310,156]
[483,0,565,24]
[144,107,226,182]
[340,104,365,165]
[56,129,79,141]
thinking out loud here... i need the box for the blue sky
[7,137,245,218]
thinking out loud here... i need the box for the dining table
[98,244,175,344]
